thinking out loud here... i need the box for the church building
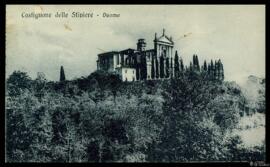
[97,29,175,81]
[96,29,224,82]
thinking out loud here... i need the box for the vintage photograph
[5,5,265,162]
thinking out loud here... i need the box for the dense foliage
[5,70,265,162]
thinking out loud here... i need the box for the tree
[165,57,170,78]
[155,56,159,79]
[214,61,218,80]
[134,56,140,80]
[196,55,200,72]
[203,60,207,72]
[193,55,196,66]
[34,72,47,101]
[180,58,184,72]
[160,56,164,78]
[207,64,211,77]
[157,76,231,162]
[192,55,200,72]
[189,62,193,71]
[7,71,32,96]
[257,81,265,113]
[151,56,155,79]
[220,62,224,81]
[6,63,258,163]
[174,51,180,78]
[210,60,214,80]
[27,104,53,162]
[140,55,147,80]
[170,57,173,78]
[49,94,87,162]
[109,74,122,103]
[6,91,33,162]
[60,66,66,82]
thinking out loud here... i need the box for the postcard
[5,5,265,163]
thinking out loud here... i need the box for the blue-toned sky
[6,5,265,84]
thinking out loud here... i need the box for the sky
[6,5,265,84]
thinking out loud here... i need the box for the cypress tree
[180,58,184,71]
[155,56,159,78]
[174,51,180,78]
[189,62,193,71]
[207,64,211,79]
[220,62,224,81]
[151,56,155,79]
[134,56,140,80]
[160,56,164,78]
[216,61,220,80]
[60,66,66,82]
[217,59,222,80]
[196,55,200,71]
[166,57,170,78]
[214,61,217,80]
[192,55,196,67]
[203,60,207,72]
[192,54,200,71]
[141,55,147,80]
[171,57,173,77]
[210,60,214,80]
[185,65,188,71]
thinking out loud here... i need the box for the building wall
[120,67,136,82]
[98,52,120,72]
[154,42,174,79]
[145,51,154,80]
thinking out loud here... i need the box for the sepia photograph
[5,5,265,163]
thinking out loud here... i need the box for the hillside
[5,70,265,162]
[240,75,265,114]
[231,75,265,149]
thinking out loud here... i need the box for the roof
[98,51,119,57]
[154,29,174,45]
[156,35,173,45]
[98,51,119,55]
[120,48,135,53]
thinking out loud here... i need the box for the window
[125,70,127,73]
[133,70,134,74]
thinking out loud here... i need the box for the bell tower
[137,38,146,51]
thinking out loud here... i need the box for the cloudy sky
[6,5,265,84]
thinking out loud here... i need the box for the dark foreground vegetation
[6,70,265,162]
